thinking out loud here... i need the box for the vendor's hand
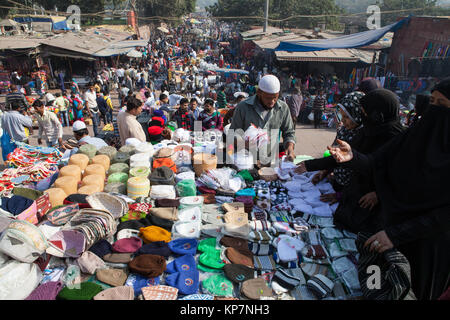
[359,192,378,211]
[320,193,338,205]
[62,142,74,150]
[364,230,394,253]
[294,161,307,175]
[312,170,328,185]
[328,139,353,163]
[58,138,63,147]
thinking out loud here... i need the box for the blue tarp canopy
[13,16,69,31]
[275,17,410,52]
[52,20,69,31]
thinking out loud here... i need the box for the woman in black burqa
[406,94,430,127]
[357,77,382,94]
[296,88,405,234]
[328,78,450,300]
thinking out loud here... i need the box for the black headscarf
[431,77,450,100]
[374,78,450,224]
[354,88,405,153]
[414,94,430,116]
[357,78,382,95]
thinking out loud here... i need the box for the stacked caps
[78,144,97,160]
[66,146,108,195]
[97,146,117,161]
[130,153,151,169]
[80,163,106,194]
[126,143,153,198]
[45,188,67,208]
[130,142,154,170]
[48,153,88,207]
[105,146,129,195]
[193,153,218,177]
[130,167,151,178]
[127,176,150,200]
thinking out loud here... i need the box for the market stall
[0,124,374,301]
[0,14,413,303]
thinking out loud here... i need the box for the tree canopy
[207,0,344,30]
[137,0,196,19]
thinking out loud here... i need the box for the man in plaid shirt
[173,98,195,131]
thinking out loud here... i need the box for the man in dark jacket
[96,91,109,126]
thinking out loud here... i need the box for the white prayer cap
[72,120,87,132]
[258,75,280,94]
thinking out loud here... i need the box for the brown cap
[225,247,254,268]
[241,278,273,300]
[219,235,249,250]
[128,254,166,277]
[96,268,128,287]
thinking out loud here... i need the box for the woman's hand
[311,170,328,185]
[364,231,394,253]
[359,192,379,211]
[294,161,307,175]
[328,139,353,163]
[320,193,338,205]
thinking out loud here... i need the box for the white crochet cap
[258,75,281,94]
[73,120,87,132]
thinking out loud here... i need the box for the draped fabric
[275,18,410,52]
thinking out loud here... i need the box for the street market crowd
[0,17,449,302]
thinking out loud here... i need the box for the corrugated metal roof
[254,34,303,49]
[0,19,20,27]
[0,38,42,50]
[93,47,133,57]
[41,32,115,55]
[275,48,374,63]
[252,29,376,64]
[107,40,148,49]
[40,29,142,56]
[240,26,284,38]
[0,25,141,58]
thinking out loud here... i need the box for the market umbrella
[126,49,143,58]
[157,26,169,33]
[190,28,203,35]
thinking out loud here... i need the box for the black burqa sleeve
[304,156,337,172]
[349,104,450,247]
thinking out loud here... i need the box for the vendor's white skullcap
[258,75,281,94]
[72,120,87,132]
